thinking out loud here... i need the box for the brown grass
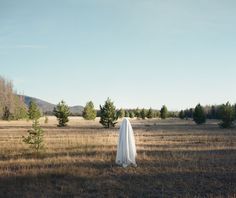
[0,117,235,197]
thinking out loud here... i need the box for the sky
[0,0,236,110]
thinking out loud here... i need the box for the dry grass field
[0,117,235,197]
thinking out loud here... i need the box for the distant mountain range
[20,95,84,116]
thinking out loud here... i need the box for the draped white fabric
[116,118,137,167]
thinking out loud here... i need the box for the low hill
[20,95,84,116]
[69,105,84,116]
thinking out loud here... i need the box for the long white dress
[116,118,137,167]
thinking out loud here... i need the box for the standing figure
[116,118,137,167]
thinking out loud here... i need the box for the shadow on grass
[0,169,235,197]
[1,146,236,161]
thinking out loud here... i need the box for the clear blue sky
[0,0,236,110]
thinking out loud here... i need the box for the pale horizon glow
[0,0,236,110]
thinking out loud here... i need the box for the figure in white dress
[116,117,137,167]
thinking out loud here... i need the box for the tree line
[1,76,235,129]
[50,98,172,127]
[179,103,236,128]
[21,98,236,156]
[52,98,236,129]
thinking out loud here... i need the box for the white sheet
[116,118,137,167]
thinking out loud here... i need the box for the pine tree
[154,110,160,118]
[28,101,41,120]
[134,108,141,118]
[125,110,130,117]
[193,104,206,124]
[219,102,235,128]
[23,119,44,155]
[83,101,97,120]
[146,108,154,119]
[234,104,236,120]
[179,110,185,119]
[99,98,118,128]
[209,105,216,119]
[140,108,146,120]
[160,105,168,119]
[53,100,70,127]
[117,108,125,118]
[129,111,135,118]
[189,108,194,119]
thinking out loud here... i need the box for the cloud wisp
[0,45,48,49]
